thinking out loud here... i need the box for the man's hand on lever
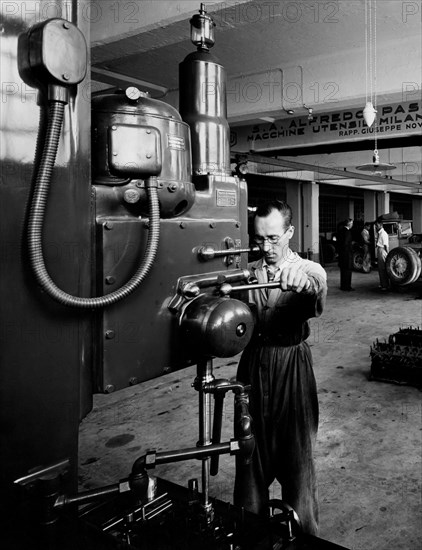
[279,265,312,293]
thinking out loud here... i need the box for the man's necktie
[266,267,276,282]
[266,268,276,298]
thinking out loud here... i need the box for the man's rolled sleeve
[301,262,327,317]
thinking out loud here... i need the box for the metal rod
[154,442,231,464]
[220,281,280,295]
[14,459,70,486]
[197,358,214,518]
[202,457,210,511]
[233,282,279,291]
[210,394,224,476]
[197,359,214,446]
[198,246,259,260]
[212,247,256,257]
[54,483,121,508]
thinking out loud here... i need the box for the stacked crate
[370,327,422,387]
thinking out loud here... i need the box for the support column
[286,181,302,253]
[412,198,422,233]
[364,190,377,223]
[377,191,390,217]
[302,181,320,262]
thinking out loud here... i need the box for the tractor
[352,213,422,285]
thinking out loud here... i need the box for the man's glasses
[253,227,290,246]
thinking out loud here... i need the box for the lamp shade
[363,102,377,127]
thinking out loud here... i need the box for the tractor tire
[408,248,422,284]
[352,248,371,273]
[385,246,421,286]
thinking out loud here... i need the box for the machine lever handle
[198,245,260,260]
[220,279,311,296]
[219,281,280,295]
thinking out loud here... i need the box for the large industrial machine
[1,2,348,548]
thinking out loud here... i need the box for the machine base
[75,478,349,550]
[4,478,350,549]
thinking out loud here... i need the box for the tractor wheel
[407,248,422,284]
[385,246,421,285]
[352,248,371,273]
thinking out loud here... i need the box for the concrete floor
[79,267,422,550]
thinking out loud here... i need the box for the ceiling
[91,0,422,194]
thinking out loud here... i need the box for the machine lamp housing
[190,3,216,51]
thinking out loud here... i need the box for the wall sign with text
[230,102,421,151]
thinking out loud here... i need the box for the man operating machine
[2,3,346,549]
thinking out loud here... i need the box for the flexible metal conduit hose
[28,100,160,308]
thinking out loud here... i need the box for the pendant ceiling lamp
[356,0,396,173]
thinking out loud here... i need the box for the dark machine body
[1,2,348,549]
[91,87,248,394]
[1,0,92,512]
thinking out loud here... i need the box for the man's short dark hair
[255,200,292,228]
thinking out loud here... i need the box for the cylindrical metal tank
[179,50,231,177]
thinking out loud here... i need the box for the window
[319,198,337,233]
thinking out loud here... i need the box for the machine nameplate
[216,189,237,207]
[167,134,185,150]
